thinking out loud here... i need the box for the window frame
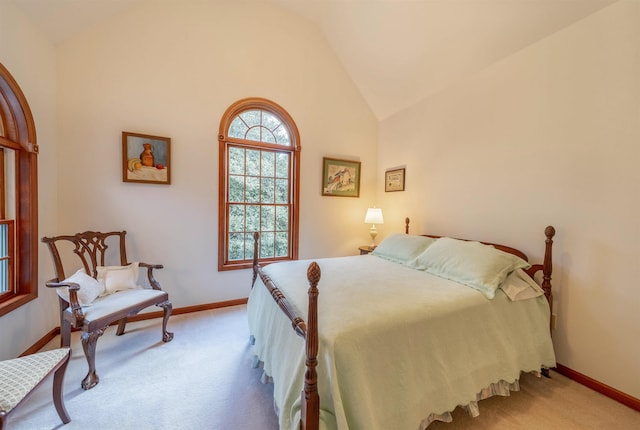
[0,62,39,317]
[218,98,300,271]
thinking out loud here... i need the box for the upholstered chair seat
[65,288,168,329]
[0,348,71,429]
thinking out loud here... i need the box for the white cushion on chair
[56,269,104,305]
[0,348,70,413]
[97,262,140,295]
[68,288,167,322]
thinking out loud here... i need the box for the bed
[247,220,556,430]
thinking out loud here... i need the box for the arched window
[218,98,300,271]
[0,62,39,316]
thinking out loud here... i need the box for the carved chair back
[42,231,129,282]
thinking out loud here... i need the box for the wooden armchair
[41,231,173,390]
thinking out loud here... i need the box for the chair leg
[52,353,72,424]
[80,329,104,390]
[157,300,174,342]
[115,317,128,336]
[60,319,71,348]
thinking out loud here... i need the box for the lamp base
[369,225,378,248]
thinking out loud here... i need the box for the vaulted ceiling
[9,0,617,119]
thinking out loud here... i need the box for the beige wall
[378,1,639,398]
[0,1,377,359]
[52,2,377,310]
[0,1,60,359]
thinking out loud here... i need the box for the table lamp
[364,207,384,248]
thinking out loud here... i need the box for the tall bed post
[541,226,555,310]
[252,232,260,288]
[301,262,321,430]
[541,226,556,339]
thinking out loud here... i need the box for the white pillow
[56,268,104,306]
[371,234,436,265]
[412,237,531,299]
[97,262,140,295]
[500,269,544,301]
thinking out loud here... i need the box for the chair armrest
[139,262,164,291]
[45,279,85,325]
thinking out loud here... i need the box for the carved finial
[405,217,410,234]
[307,262,321,285]
[545,226,556,240]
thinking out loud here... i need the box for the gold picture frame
[122,131,171,185]
[385,168,405,192]
[322,157,361,197]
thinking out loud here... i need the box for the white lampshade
[364,207,384,225]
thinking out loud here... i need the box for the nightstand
[359,245,375,255]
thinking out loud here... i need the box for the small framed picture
[122,131,171,185]
[322,157,361,197]
[385,168,405,192]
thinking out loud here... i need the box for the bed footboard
[252,232,320,430]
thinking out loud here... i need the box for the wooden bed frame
[251,219,556,430]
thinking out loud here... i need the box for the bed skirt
[251,348,539,430]
[419,377,531,428]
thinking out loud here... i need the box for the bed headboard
[405,217,529,261]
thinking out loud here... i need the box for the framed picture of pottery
[122,131,171,184]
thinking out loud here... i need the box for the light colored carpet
[8,305,278,430]
[6,305,640,430]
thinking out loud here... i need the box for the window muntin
[229,110,291,145]
[227,145,291,261]
[218,98,299,271]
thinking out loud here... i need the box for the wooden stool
[0,348,71,429]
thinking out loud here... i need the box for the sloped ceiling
[9,0,617,119]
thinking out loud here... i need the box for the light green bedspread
[247,255,556,430]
